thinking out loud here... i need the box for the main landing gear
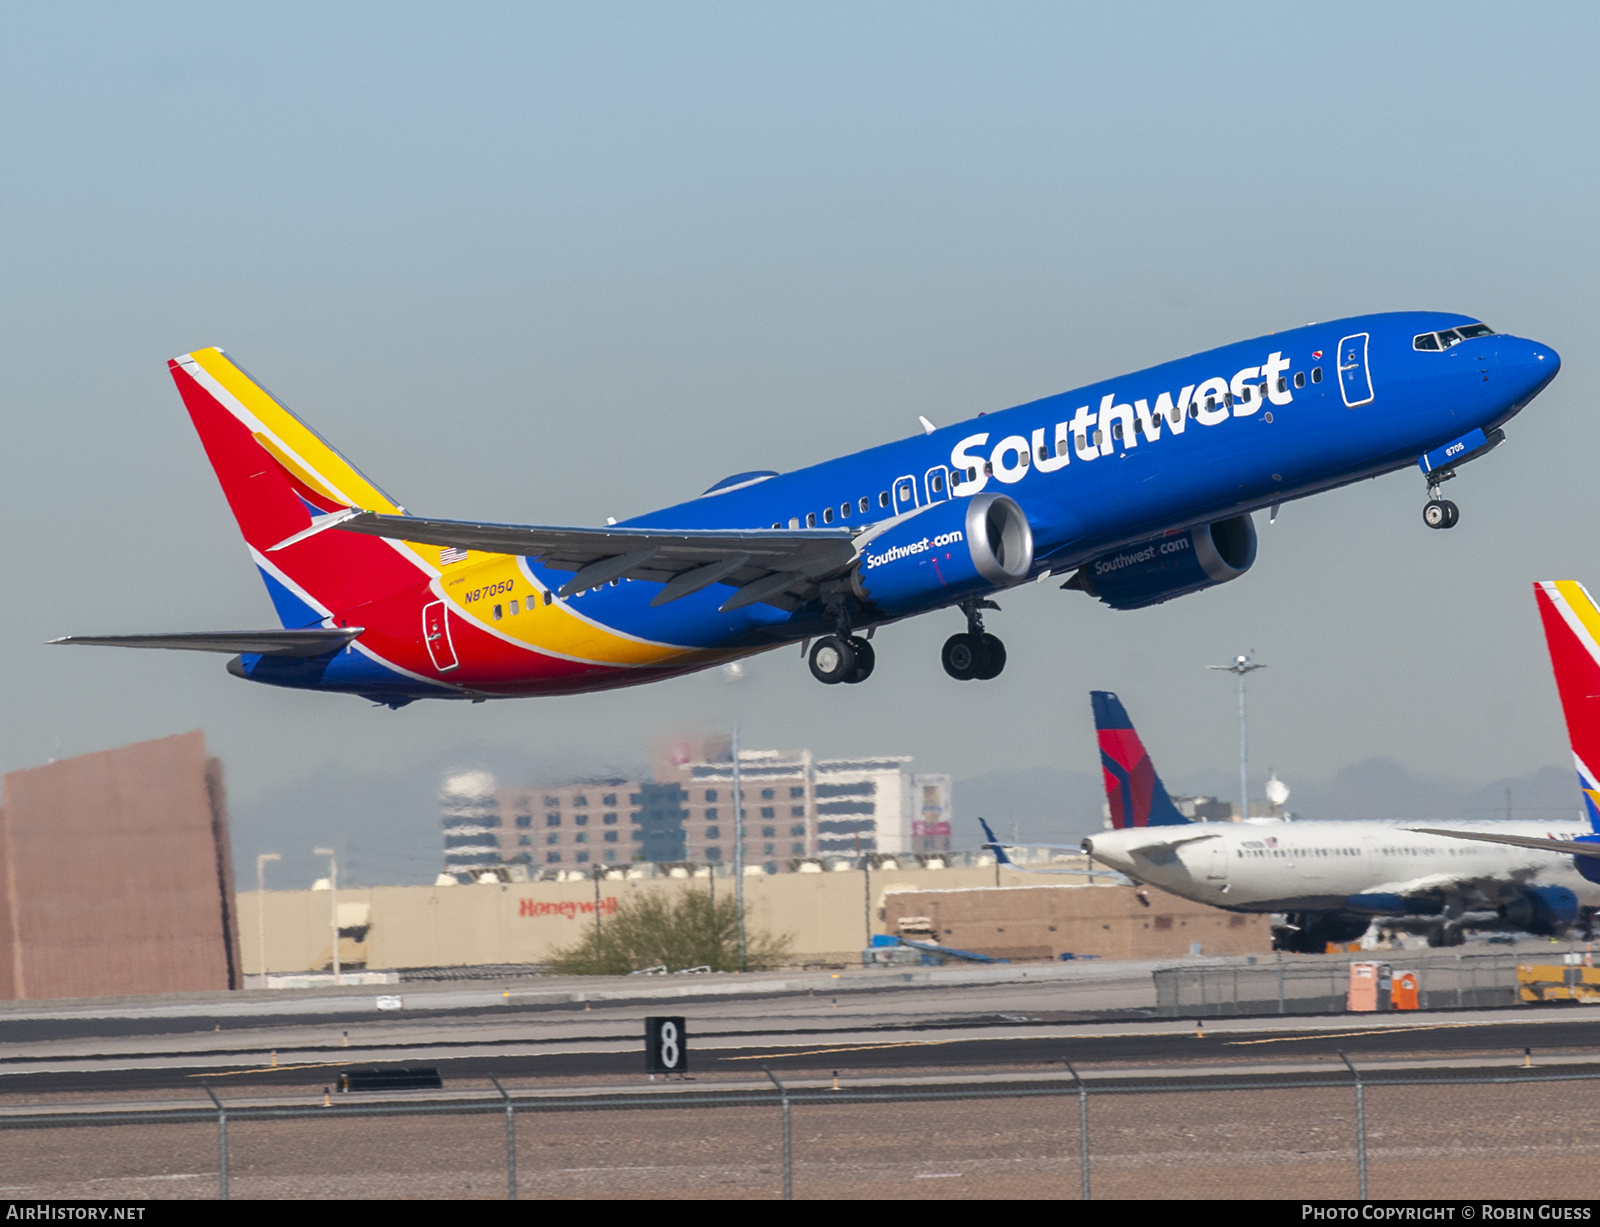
[942,599,1006,681]
[808,635,875,685]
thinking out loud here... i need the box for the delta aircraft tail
[1533,580,1600,832]
[168,348,440,628]
[1091,690,1191,829]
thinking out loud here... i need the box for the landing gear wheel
[1423,499,1459,530]
[974,634,1006,680]
[808,635,857,685]
[842,637,875,684]
[942,632,988,681]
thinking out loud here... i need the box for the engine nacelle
[1502,884,1580,936]
[1068,514,1257,611]
[855,493,1034,615]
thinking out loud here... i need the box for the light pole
[1208,653,1265,821]
[314,847,339,981]
[255,853,281,980]
[732,725,747,969]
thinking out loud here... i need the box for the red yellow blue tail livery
[53,316,1559,704]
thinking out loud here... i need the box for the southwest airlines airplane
[54,315,1557,705]
[1077,580,1600,952]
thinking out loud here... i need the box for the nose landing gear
[942,599,1006,681]
[1423,494,1459,530]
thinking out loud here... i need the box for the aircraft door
[1206,838,1229,881]
[923,465,951,505]
[892,474,920,515]
[1337,332,1374,407]
[423,600,459,672]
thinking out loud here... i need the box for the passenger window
[771,522,780,529]
[543,591,553,605]
[1294,371,1305,389]
[1223,392,1233,408]
[858,496,870,514]
[967,467,978,481]
[930,473,944,493]
[789,517,800,529]
[806,512,816,527]
[1311,367,1322,383]
[879,491,890,508]
[1413,333,1441,351]
[822,507,834,524]
[509,599,520,616]
[493,604,503,620]
[1276,377,1287,393]
[840,502,850,518]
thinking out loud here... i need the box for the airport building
[445,734,955,876]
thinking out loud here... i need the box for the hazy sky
[4,3,1598,826]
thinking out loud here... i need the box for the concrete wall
[239,865,1263,972]
[0,731,242,999]
[881,882,1274,961]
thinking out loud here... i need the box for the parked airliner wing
[274,510,860,612]
[1411,827,1600,860]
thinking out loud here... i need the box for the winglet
[1534,581,1600,831]
[977,817,1016,865]
[1091,691,1191,828]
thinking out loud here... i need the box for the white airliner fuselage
[1083,819,1598,918]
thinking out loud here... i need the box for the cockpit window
[1414,323,1494,351]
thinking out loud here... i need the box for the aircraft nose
[1497,336,1561,402]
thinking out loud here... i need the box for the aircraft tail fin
[169,349,436,626]
[977,817,1017,865]
[1533,581,1600,831]
[1090,690,1191,828]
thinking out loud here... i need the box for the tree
[546,888,791,975]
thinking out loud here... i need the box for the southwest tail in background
[1533,581,1600,832]
[1091,690,1191,828]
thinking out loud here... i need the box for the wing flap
[49,629,363,657]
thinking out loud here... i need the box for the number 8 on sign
[645,1016,688,1075]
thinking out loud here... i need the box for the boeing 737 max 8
[54,315,1556,705]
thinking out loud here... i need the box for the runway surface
[2,956,1597,1098]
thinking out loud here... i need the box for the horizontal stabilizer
[49,628,363,657]
[1410,827,1600,860]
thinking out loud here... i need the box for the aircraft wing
[1411,827,1600,859]
[977,818,1127,878]
[48,628,363,656]
[1127,831,1221,852]
[273,510,866,613]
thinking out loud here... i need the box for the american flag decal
[439,547,468,564]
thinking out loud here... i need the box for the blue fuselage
[539,311,1558,650]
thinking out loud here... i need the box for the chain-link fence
[1153,951,1534,1017]
[5,1064,1599,1200]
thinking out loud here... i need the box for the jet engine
[1065,514,1257,611]
[1501,884,1580,936]
[854,492,1034,615]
